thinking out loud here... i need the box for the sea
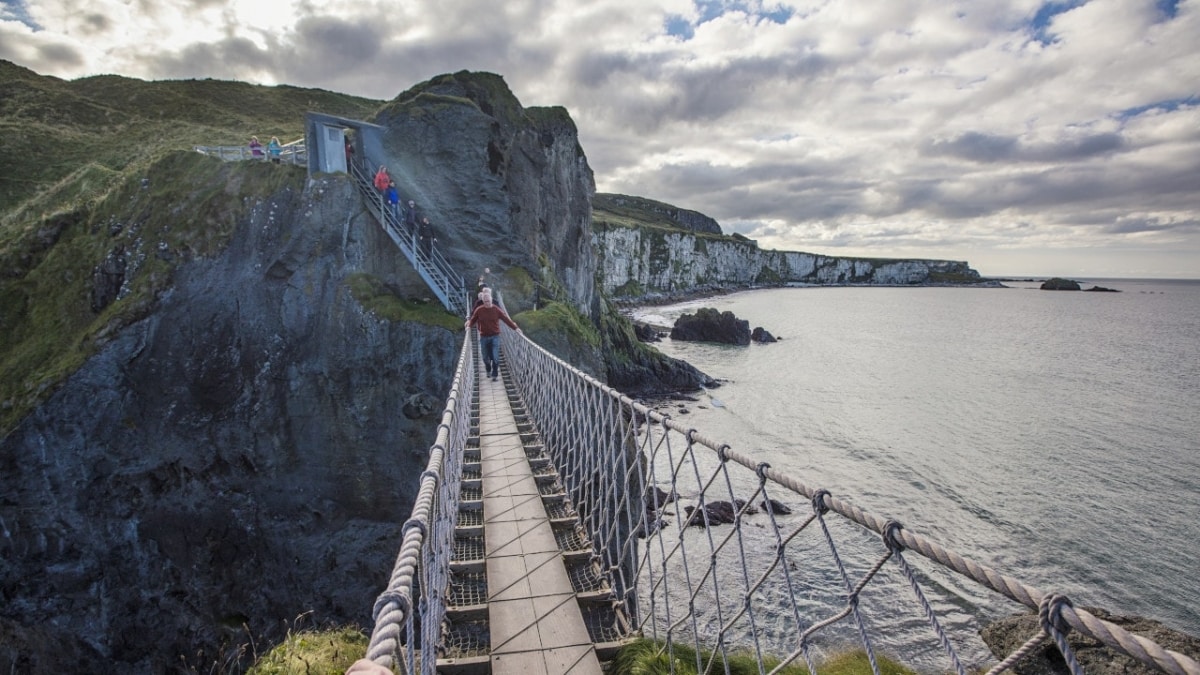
[629,278,1200,668]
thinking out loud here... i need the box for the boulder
[670,307,751,345]
[1085,286,1121,292]
[682,501,738,528]
[633,322,662,342]
[979,607,1200,675]
[751,327,777,343]
[1040,278,1081,291]
[761,498,793,515]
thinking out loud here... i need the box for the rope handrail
[494,325,1200,675]
[363,331,474,672]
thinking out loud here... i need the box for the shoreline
[613,278,1011,312]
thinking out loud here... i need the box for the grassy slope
[0,59,384,437]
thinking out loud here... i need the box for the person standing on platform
[465,289,521,381]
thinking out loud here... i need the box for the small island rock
[1041,277,1082,291]
[671,307,751,345]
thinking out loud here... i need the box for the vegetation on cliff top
[593,192,730,240]
[0,60,383,437]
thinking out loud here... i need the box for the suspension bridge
[197,138,1199,675]
[360,323,1200,675]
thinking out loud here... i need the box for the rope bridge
[364,326,1200,675]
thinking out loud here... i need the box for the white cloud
[2,0,1198,277]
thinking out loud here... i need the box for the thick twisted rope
[495,327,1199,675]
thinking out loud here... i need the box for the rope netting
[363,332,475,673]
[365,325,1198,675]
[499,327,1200,675]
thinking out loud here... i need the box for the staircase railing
[348,162,468,316]
[193,138,306,165]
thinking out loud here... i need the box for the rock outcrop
[1041,277,1081,290]
[372,72,597,320]
[670,308,751,346]
[980,608,1200,675]
[593,193,722,234]
[1,174,457,673]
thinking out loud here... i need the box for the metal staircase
[348,162,469,316]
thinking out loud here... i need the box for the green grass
[245,627,367,675]
[0,62,386,437]
[0,151,307,436]
[345,273,464,330]
[513,300,601,351]
[610,638,917,675]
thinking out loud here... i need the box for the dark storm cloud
[153,36,273,79]
[924,130,1124,163]
[79,12,111,35]
[569,48,831,133]
[35,41,84,68]
[923,132,1018,162]
[292,15,385,69]
[1105,217,1196,235]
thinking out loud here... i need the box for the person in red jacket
[465,289,520,381]
[373,165,390,192]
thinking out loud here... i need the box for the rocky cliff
[1,68,710,672]
[369,71,598,319]
[1,163,461,672]
[593,222,985,299]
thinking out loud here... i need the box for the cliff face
[0,173,458,672]
[594,223,982,297]
[371,72,598,319]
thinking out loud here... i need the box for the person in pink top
[373,165,390,192]
[464,289,520,381]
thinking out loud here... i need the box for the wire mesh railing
[364,332,475,673]
[362,323,1198,674]
[348,161,468,316]
[497,326,1200,675]
[193,138,306,165]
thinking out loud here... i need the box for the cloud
[2,0,1198,277]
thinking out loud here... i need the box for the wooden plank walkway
[476,373,603,675]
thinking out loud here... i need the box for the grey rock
[671,307,751,345]
[751,326,777,343]
[1,177,458,673]
[979,608,1200,675]
[1040,277,1082,291]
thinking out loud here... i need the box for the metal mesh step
[440,619,490,659]
[580,603,629,644]
[447,570,487,608]
[566,560,609,594]
[554,525,592,552]
[452,535,485,562]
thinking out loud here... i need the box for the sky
[2,0,1198,278]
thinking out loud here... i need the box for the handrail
[349,161,468,316]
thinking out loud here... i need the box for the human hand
[345,658,393,674]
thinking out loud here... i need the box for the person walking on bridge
[465,289,520,381]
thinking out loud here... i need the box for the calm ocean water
[631,279,1200,666]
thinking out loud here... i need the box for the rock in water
[1040,277,1081,291]
[751,326,777,343]
[670,307,751,345]
[979,607,1200,675]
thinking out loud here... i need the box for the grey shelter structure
[305,112,385,176]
